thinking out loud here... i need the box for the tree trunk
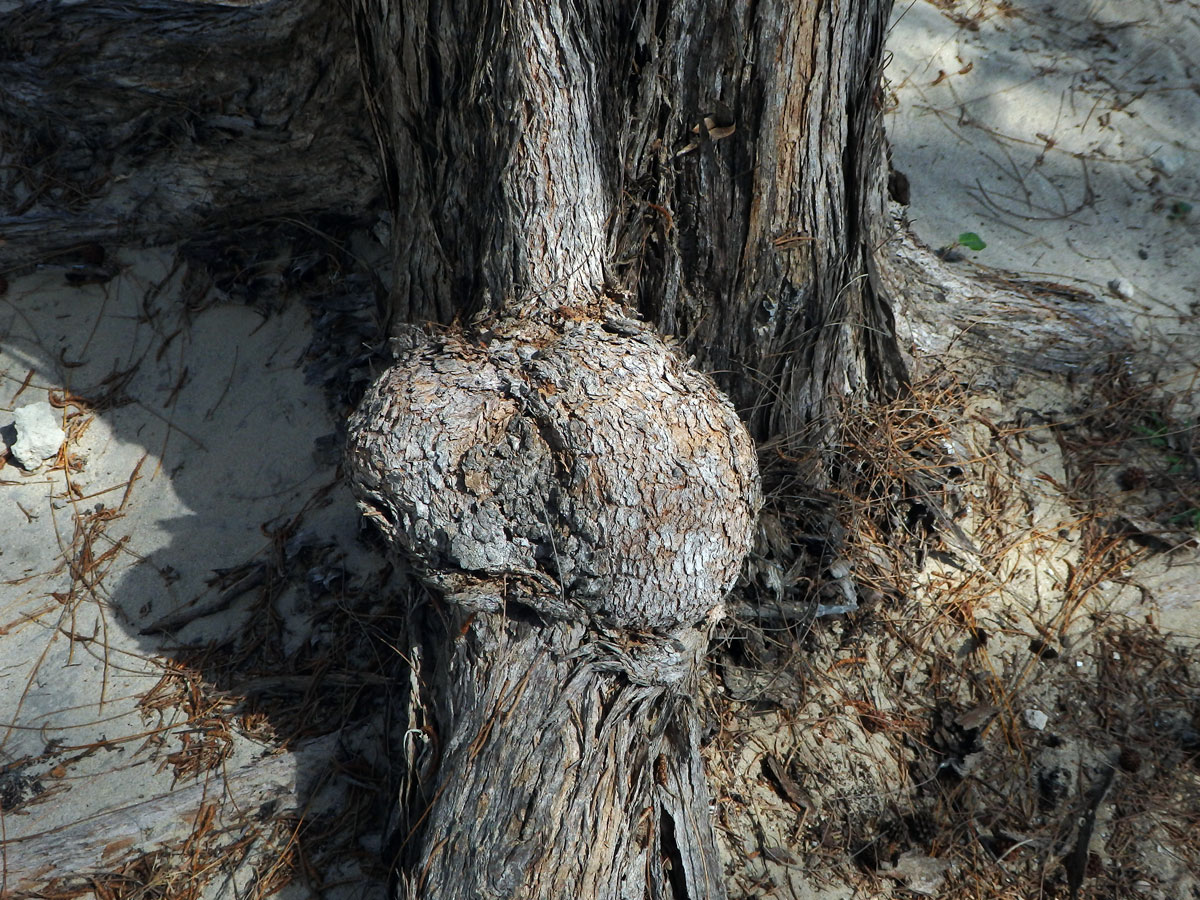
[349,0,906,439]
[342,2,902,898]
[345,321,759,898]
[2,1,917,897]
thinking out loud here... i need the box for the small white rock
[1023,708,1048,731]
[1108,278,1134,300]
[10,402,66,469]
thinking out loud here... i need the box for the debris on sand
[8,401,66,470]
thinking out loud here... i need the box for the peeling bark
[342,2,868,894]
[388,620,724,900]
[348,323,758,630]
[346,313,760,898]
[340,7,906,886]
[348,0,907,440]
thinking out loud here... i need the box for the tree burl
[346,306,760,637]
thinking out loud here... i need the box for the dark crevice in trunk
[660,810,691,900]
[843,0,909,402]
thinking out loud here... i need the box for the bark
[346,316,759,898]
[388,620,724,900]
[881,229,1134,382]
[0,0,377,270]
[349,0,908,441]
[342,1,897,897]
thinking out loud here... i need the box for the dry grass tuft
[709,360,1200,899]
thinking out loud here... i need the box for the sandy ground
[1,1,1198,898]
[885,0,1199,640]
[711,3,1200,898]
[0,247,396,897]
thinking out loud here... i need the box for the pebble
[9,402,66,469]
[1023,708,1049,731]
[1108,278,1134,300]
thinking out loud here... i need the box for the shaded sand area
[2,241,400,897]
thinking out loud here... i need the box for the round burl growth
[346,319,760,630]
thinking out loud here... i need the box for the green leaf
[1132,418,1170,447]
[1168,509,1200,532]
[957,232,986,251]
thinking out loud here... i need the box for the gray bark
[346,320,759,899]
[3,0,905,896]
[0,0,377,271]
[387,620,724,900]
[347,0,908,440]
[341,1,899,897]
